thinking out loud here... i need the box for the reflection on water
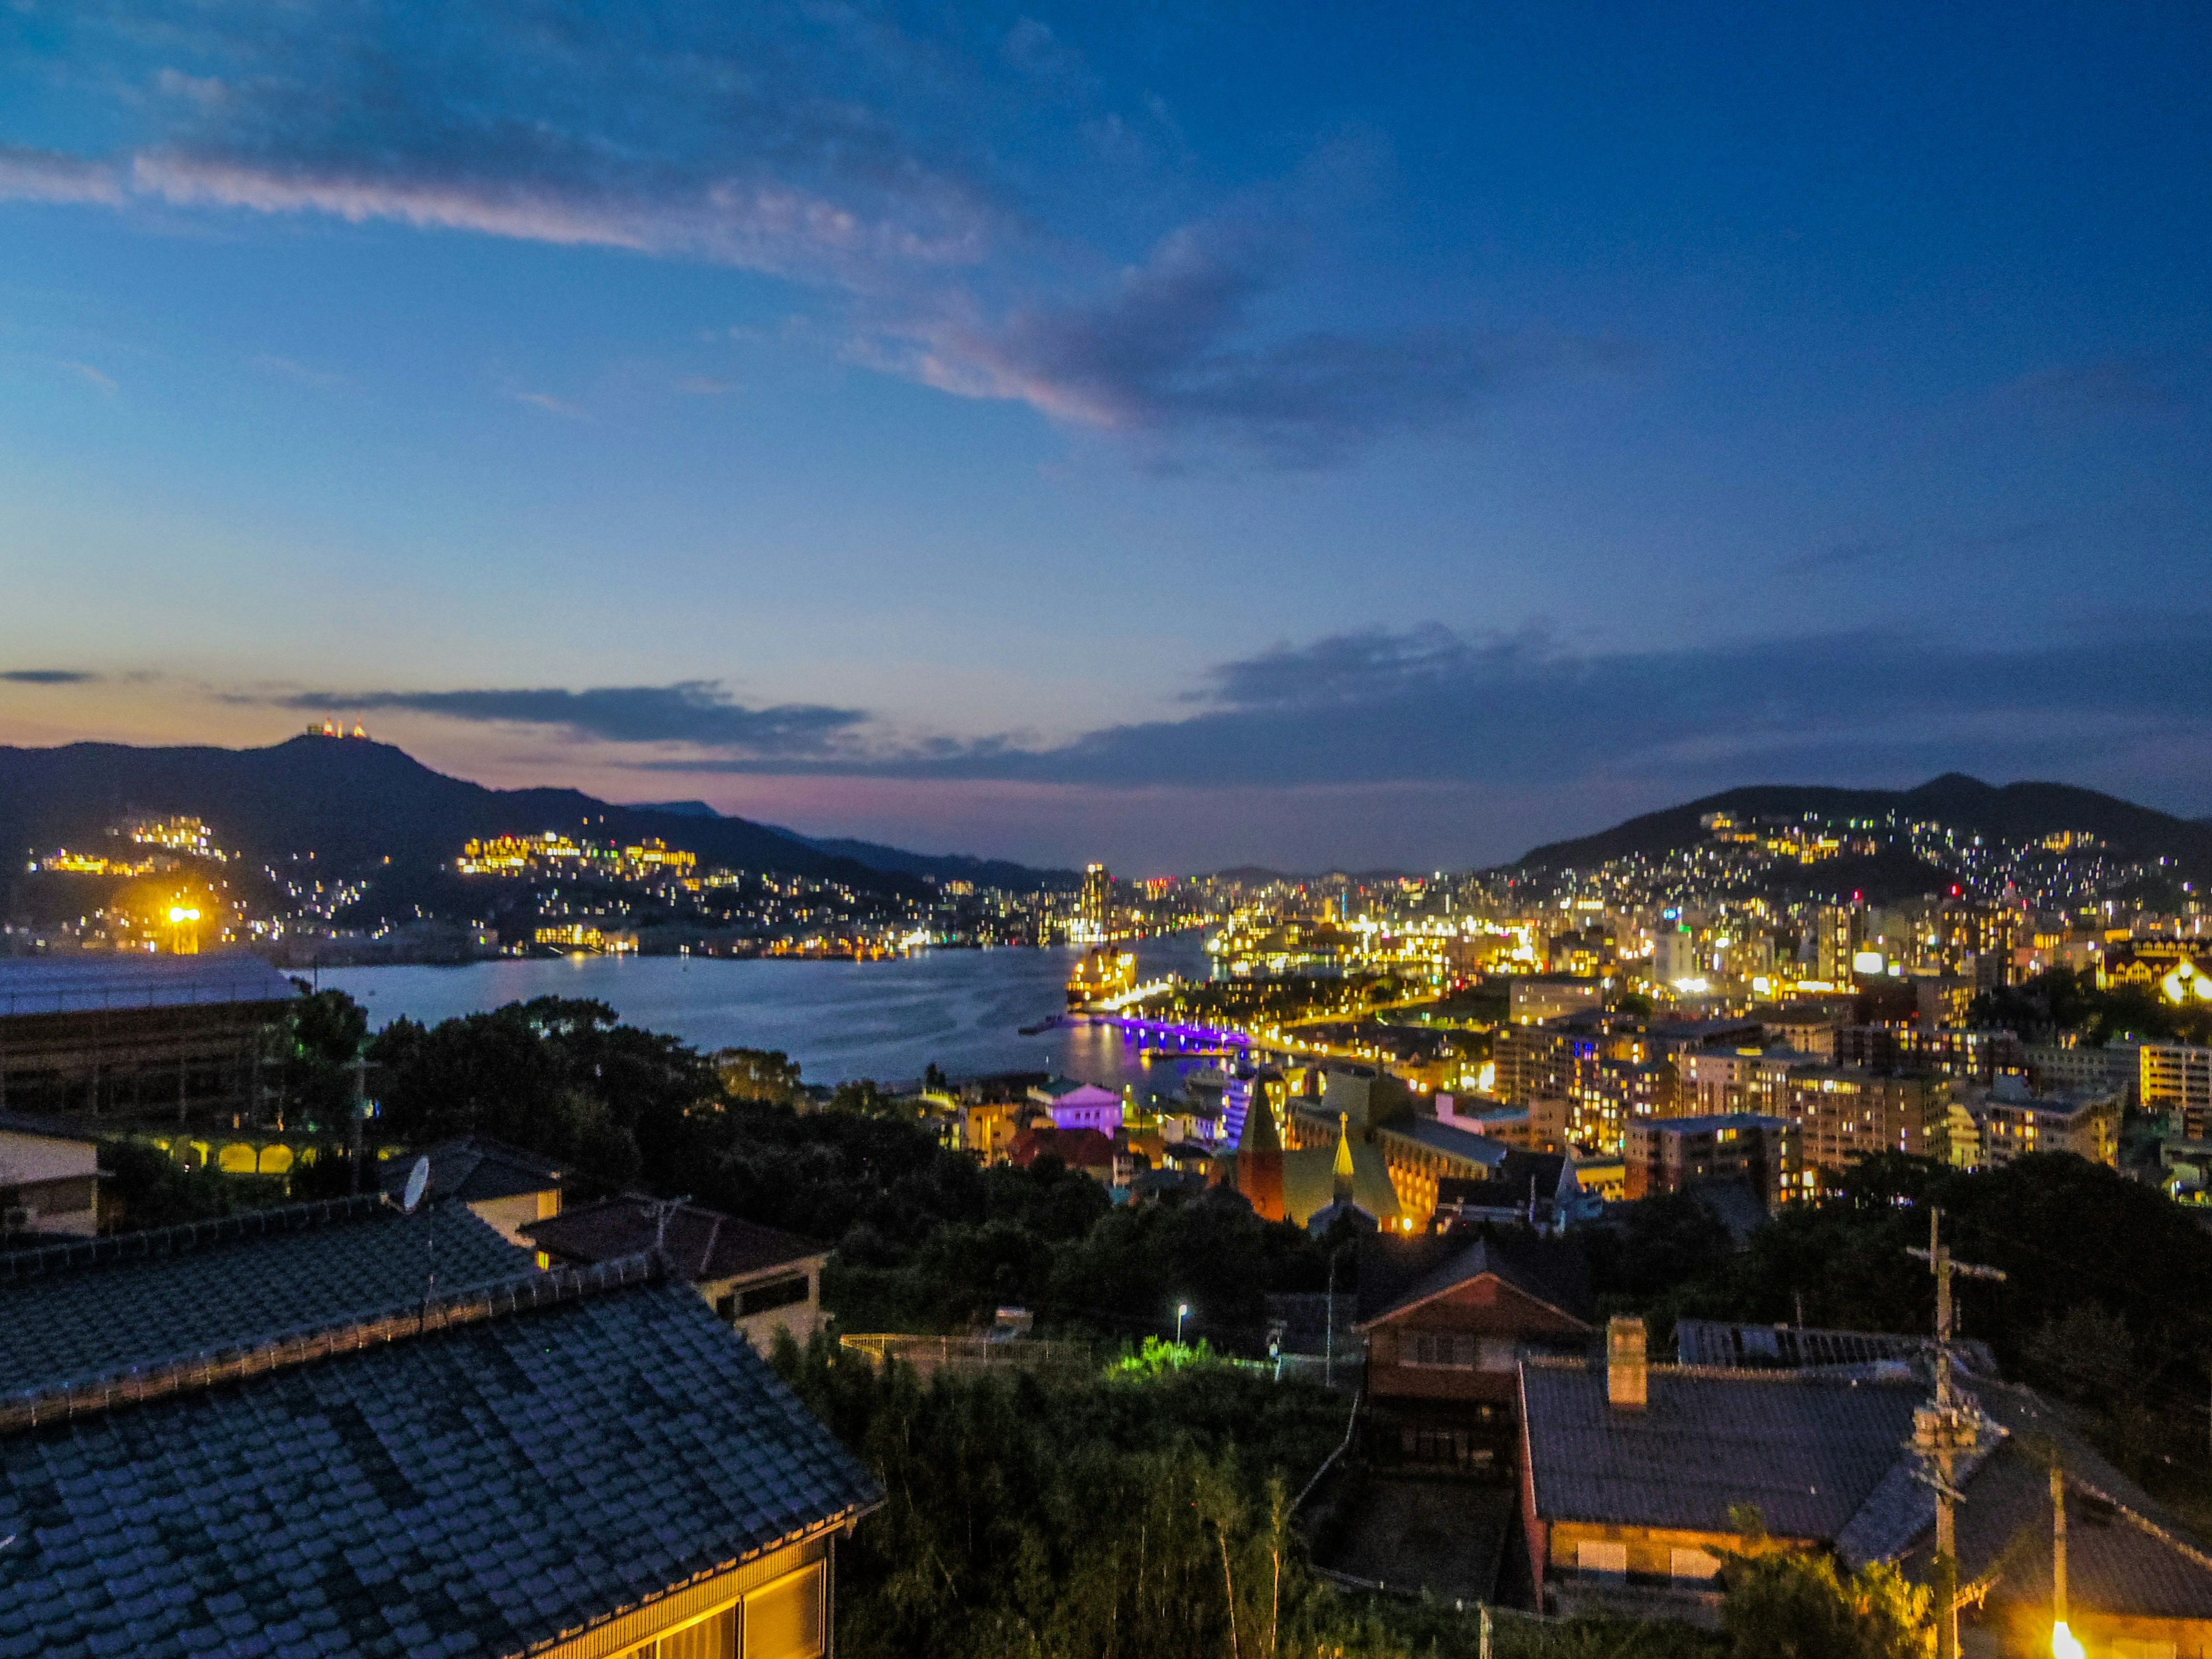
[319,934,1218,1089]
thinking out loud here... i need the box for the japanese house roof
[0,1196,525,1397]
[0,1196,879,1659]
[523,1198,824,1284]
[1357,1230,1592,1330]
[1519,1358,1922,1540]
[376,1138,565,1206]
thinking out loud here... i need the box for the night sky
[2,3,2207,872]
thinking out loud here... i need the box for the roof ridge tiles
[1518,1353,1919,1387]
[0,1252,663,1435]
[0,1192,388,1283]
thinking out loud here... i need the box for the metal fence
[838,1333,1097,1381]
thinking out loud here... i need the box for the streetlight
[1176,1302,1190,1345]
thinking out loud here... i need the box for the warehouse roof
[0,951,300,1018]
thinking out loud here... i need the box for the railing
[839,1333,1095,1378]
[0,960,298,1018]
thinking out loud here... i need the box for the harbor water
[319,933,1219,1090]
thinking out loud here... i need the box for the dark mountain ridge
[0,736,925,905]
[1514,774,2212,878]
[630,803,1075,891]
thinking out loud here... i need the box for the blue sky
[1,1,2207,872]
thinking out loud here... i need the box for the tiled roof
[1380,1118,1513,1171]
[0,1279,881,1659]
[0,952,298,1019]
[1520,1359,1923,1540]
[1857,1382,2212,1622]
[377,1137,565,1206]
[1942,1450,2212,1621]
[524,1198,824,1283]
[1358,1232,1591,1328]
[0,1196,530,1396]
[1010,1127,1115,1168]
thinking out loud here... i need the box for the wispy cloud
[871,216,1600,465]
[249,353,343,389]
[276,681,866,758]
[2005,352,2198,415]
[626,623,2212,798]
[1781,522,2050,575]
[0,146,124,206]
[510,389,590,421]
[1,669,99,684]
[60,361,119,396]
[4,1,1584,468]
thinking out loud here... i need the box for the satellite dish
[402,1156,430,1214]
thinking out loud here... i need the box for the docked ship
[1067,944,1138,1009]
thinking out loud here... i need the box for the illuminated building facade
[1966,1084,2119,1169]
[1783,1067,1949,1175]
[2141,1043,2212,1138]
[1622,1112,1797,1207]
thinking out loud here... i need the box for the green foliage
[1584,1188,1736,1312]
[715,1046,802,1106]
[1719,1546,1930,1659]
[828,1079,922,1120]
[354,995,1329,1334]
[1332,1597,1724,1659]
[282,987,370,1129]
[96,1138,290,1230]
[779,1336,1699,1659]
[1112,1336,1222,1376]
[368,996,714,1195]
[1972,967,2212,1046]
[779,1338,1367,1659]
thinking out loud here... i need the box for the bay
[318,933,1220,1091]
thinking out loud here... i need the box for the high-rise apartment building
[1077,862,1114,941]
[1784,1067,1949,1175]
[2142,1043,2212,1138]
[1814,904,1858,983]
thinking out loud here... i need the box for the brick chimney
[1607,1315,1648,1410]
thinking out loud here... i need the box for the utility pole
[1324,1249,1338,1389]
[2051,1461,2073,1657]
[1907,1207,2006,1659]
[347,1055,367,1195]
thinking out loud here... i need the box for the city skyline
[4,2,2210,869]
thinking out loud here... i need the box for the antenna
[645,1194,691,1267]
[404,1154,440,1331]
